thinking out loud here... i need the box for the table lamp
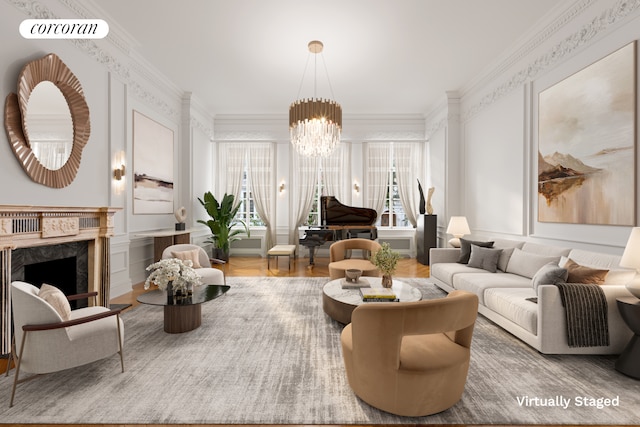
[620,227,640,298]
[446,216,470,248]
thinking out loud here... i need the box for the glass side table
[615,297,640,379]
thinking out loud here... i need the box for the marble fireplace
[0,206,119,355]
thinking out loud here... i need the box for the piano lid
[321,196,377,226]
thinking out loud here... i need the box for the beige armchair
[161,244,225,285]
[328,238,382,280]
[340,290,479,417]
[7,281,124,407]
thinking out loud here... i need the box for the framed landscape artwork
[133,110,174,214]
[537,41,636,225]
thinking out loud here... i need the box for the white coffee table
[322,276,422,324]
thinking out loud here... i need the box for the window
[378,159,409,228]
[304,166,325,226]
[235,168,265,227]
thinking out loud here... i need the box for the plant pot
[212,248,229,262]
[381,274,393,288]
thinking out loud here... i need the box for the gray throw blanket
[555,282,609,347]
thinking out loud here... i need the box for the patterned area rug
[0,277,638,424]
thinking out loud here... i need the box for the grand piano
[299,196,378,265]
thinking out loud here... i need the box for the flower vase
[381,274,393,288]
[166,281,174,304]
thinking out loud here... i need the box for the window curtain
[321,142,350,203]
[365,143,390,216]
[247,143,275,250]
[288,150,319,245]
[394,142,423,227]
[222,143,246,208]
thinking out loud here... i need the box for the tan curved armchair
[340,290,479,417]
[8,281,124,407]
[328,238,382,280]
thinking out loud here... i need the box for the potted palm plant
[198,192,250,261]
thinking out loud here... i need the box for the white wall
[428,0,640,254]
[0,0,215,296]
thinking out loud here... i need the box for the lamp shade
[620,227,640,299]
[621,227,640,269]
[446,216,471,237]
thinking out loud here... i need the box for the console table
[136,228,194,261]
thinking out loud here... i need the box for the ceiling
[94,0,564,117]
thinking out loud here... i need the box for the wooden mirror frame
[4,53,90,188]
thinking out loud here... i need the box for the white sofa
[429,239,635,355]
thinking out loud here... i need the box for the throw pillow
[457,238,494,264]
[506,248,561,279]
[38,283,71,321]
[496,247,515,272]
[467,244,503,273]
[531,262,568,291]
[563,258,608,285]
[171,248,202,268]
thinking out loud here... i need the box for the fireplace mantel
[0,205,120,354]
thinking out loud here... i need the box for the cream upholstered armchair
[7,281,124,407]
[340,290,479,417]
[161,244,225,285]
[328,238,382,280]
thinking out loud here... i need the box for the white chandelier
[289,40,342,157]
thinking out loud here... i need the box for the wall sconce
[113,164,125,180]
[353,182,360,193]
[279,182,285,193]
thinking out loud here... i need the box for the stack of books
[341,278,368,289]
[360,287,399,302]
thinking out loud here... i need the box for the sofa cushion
[468,245,503,273]
[531,262,568,291]
[458,238,494,264]
[521,242,571,257]
[493,239,525,272]
[453,272,531,305]
[563,250,635,285]
[562,258,608,285]
[171,248,202,268]
[484,287,538,335]
[39,283,71,321]
[431,263,489,285]
[506,248,561,279]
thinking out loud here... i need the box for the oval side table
[615,297,640,379]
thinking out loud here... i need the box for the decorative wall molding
[6,0,181,121]
[462,0,640,122]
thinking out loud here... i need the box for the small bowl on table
[345,269,363,283]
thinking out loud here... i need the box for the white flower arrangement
[144,258,202,292]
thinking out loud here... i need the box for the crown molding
[462,0,640,122]
[6,0,183,121]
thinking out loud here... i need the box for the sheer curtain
[321,142,350,203]
[288,150,319,245]
[365,143,390,216]
[394,142,423,227]
[247,143,275,250]
[221,143,246,207]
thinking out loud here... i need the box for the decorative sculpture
[417,179,426,214]
[174,206,187,230]
[427,187,435,215]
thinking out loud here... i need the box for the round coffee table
[137,284,230,333]
[322,277,422,324]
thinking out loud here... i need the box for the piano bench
[267,245,296,271]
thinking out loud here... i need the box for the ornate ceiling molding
[462,0,640,122]
[7,0,181,121]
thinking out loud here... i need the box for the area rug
[0,277,638,424]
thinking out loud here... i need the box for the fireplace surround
[0,205,119,355]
